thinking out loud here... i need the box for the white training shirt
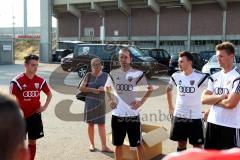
[169,70,208,119]
[207,67,240,128]
[105,68,148,117]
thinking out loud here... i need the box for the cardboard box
[109,123,169,160]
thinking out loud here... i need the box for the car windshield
[65,53,73,58]
[200,51,215,60]
[209,55,218,63]
[236,55,240,63]
[209,55,237,63]
[129,46,146,57]
[171,54,179,60]
[141,49,149,56]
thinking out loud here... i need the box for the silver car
[202,55,237,75]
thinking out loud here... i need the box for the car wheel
[77,66,88,78]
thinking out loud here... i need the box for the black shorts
[111,115,142,148]
[25,113,44,140]
[204,122,240,149]
[170,117,204,145]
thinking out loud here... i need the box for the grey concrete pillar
[100,16,105,44]
[156,14,160,49]
[222,10,226,42]
[187,12,191,51]
[40,0,52,63]
[56,16,59,48]
[78,13,81,40]
[127,10,132,44]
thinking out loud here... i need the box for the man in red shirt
[10,54,52,160]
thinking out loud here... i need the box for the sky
[0,0,56,28]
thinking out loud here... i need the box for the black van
[61,44,167,78]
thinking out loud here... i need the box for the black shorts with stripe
[170,117,204,145]
[25,113,44,140]
[204,122,240,149]
[111,115,141,148]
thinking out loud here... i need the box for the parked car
[52,41,85,62]
[61,53,74,72]
[198,51,216,65]
[61,44,168,78]
[168,54,179,75]
[235,54,240,63]
[202,55,237,75]
[58,40,85,51]
[52,49,73,62]
[168,52,205,75]
[140,48,171,66]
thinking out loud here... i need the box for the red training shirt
[10,73,50,118]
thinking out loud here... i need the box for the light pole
[12,15,15,63]
[23,0,27,34]
[11,0,15,40]
[12,16,15,39]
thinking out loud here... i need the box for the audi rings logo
[23,91,39,97]
[214,88,229,95]
[116,84,133,91]
[179,86,196,93]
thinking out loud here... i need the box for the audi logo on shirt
[23,91,39,97]
[214,88,229,95]
[115,84,133,91]
[179,86,196,93]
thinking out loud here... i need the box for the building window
[159,41,185,46]
[114,30,119,36]
[159,40,187,55]
[228,40,240,45]
[84,28,94,37]
[133,41,156,48]
[190,40,222,53]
